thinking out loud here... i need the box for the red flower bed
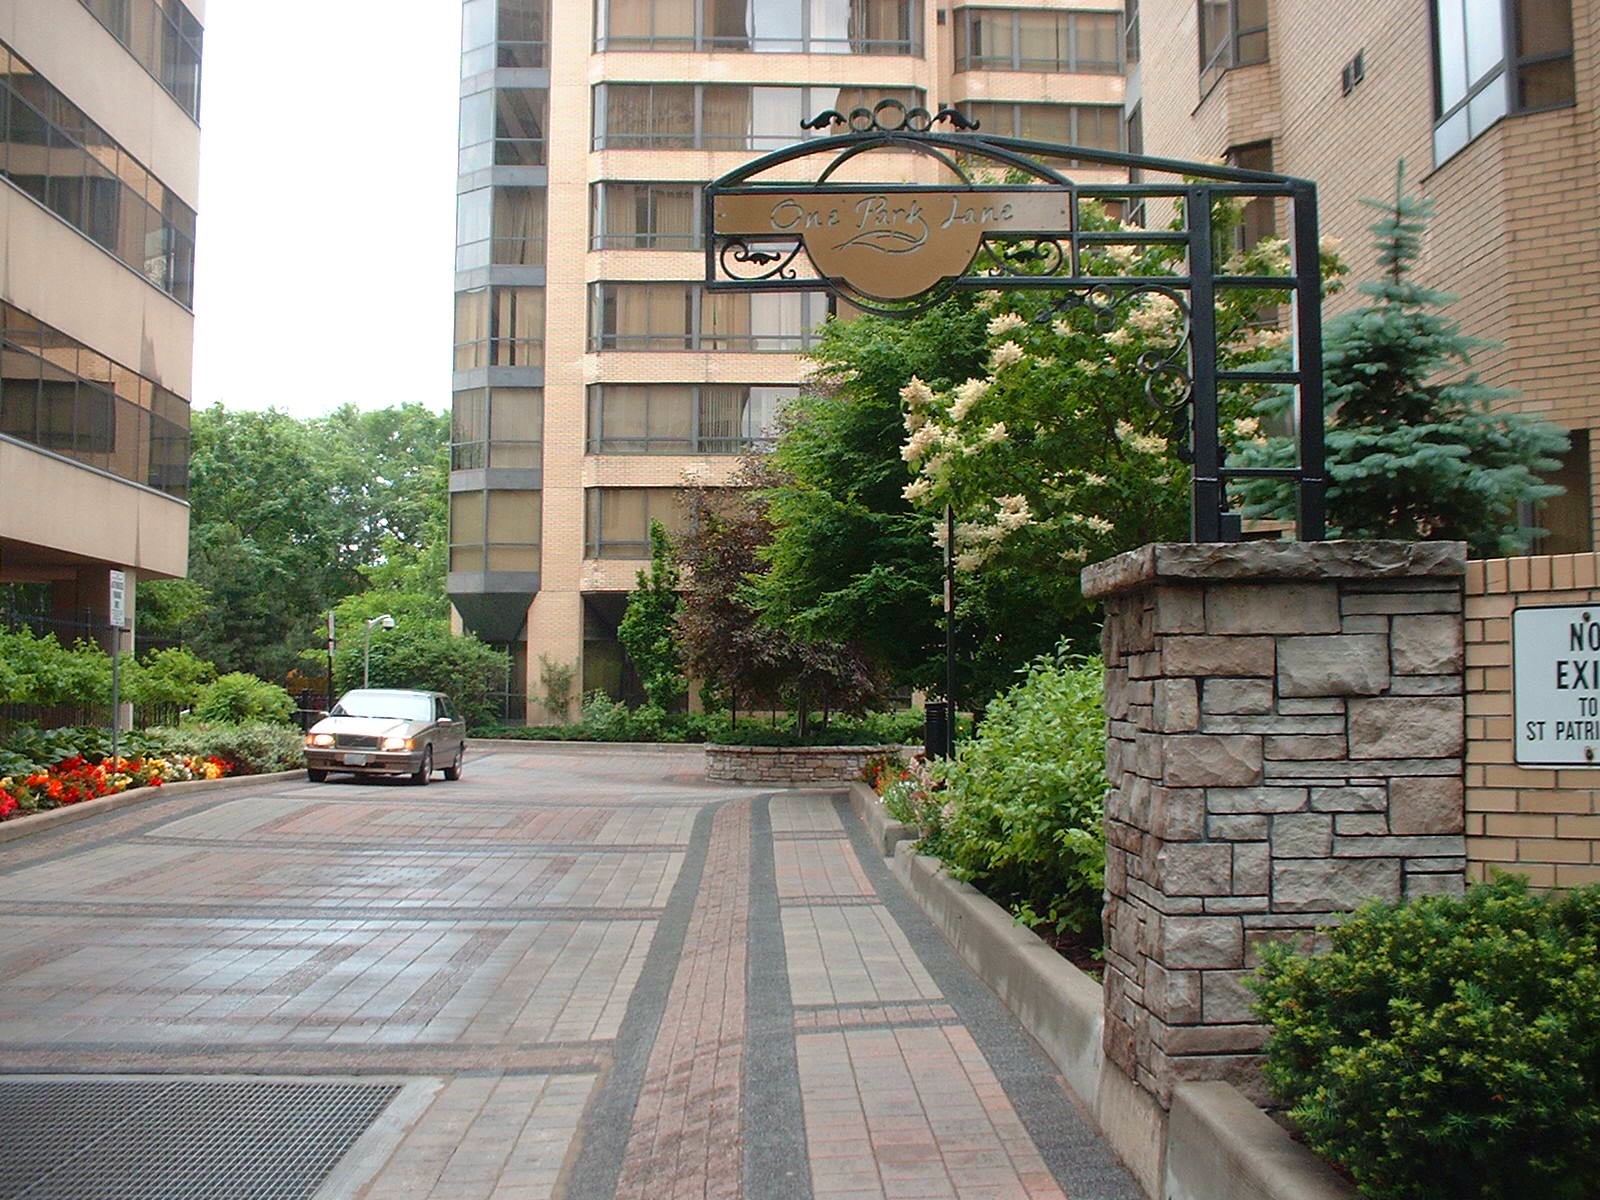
[0,753,236,821]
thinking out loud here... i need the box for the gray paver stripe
[140,837,695,854]
[2,903,668,922]
[831,794,1144,1200]
[563,802,720,1198]
[744,795,813,1200]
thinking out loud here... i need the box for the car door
[436,695,464,758]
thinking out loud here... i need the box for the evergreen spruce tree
[1237,165,1567,555]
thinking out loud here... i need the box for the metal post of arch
[703,99,1328,543]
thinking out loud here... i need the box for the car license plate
[343,753,369,766]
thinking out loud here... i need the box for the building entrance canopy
[704,100,1327,543]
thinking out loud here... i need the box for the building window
[596,0,918,55]
[953,8,1121,73]
[961,102,1123,154]
[452,387,543,469]
[0,302,190,497]
[591,182,701,250]
[459,86,547,171]
[593,83,923,150]
[585,488,690,558]
[0,42,197,307]
[450,488,541,573]
[588,283,830,352]
[1199,0,1268,94]
[454,287,545,369]
[457,188,547,270]
[588,385,794,453]
[1226,141,1275,251]
[1432,0,1574,164]
[78,0,203,119]
[1124,0,1139,63]
[463,0,550,74]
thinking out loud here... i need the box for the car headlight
[380,736,413,752]
[307,733,335,748]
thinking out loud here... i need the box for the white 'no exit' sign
[1514,604,1600,766]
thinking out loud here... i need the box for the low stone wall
[704,743,900,784]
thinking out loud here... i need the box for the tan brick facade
[1135,1,1600,551]
[1465,553,1600,888]
[458,0,1126,718]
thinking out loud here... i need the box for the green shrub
[0,626,112,706]
[125,647,217,713]
[334,619,510,730]
[192,673,295,724]
[1250,875,1600,1200]
[146,722,305,773]
[929,650,1106,936]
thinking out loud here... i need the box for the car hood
[309,715,426,738]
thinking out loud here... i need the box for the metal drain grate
[0,1078,401,1199]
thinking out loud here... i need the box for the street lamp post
[363,614,395,688]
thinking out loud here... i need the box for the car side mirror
[438,716,454,725]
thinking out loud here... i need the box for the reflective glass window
[0,40,195,305]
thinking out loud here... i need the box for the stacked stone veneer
[1081,541,1469,1109]
[705,744,902,784]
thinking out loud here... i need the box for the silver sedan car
[303,689,466,784]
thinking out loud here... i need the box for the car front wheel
[307,767,328,783]
[411,746,433,786]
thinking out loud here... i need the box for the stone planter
[704,743,903,784]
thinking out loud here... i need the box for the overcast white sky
[190,2,462,419]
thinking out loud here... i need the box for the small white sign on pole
[108,569,127,631]
[1513,604,1600,766]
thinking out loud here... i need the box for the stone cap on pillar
[1081,541,1468,601]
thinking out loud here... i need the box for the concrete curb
[0,769,303,845]
[888,845,1105,1105]
[1166,1083,1360,1200]
[845,780,916,856]
[863,824,1359,1200]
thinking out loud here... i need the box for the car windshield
[331,690,433,721]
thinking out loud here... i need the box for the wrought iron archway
[704,99,1327,543]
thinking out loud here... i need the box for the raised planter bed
[704,743,903,784]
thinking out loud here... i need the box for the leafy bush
[192,672,295,724]
[0,726,159,777]
[145,723,305,774]
[1251,876,1600,1200]
[0,626,112,706]
[126,647,217,707]
[928,651,1107,936]
[334,619,510,730]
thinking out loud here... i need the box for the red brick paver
[614,799,751,1200]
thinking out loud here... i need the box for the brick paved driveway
[0,744,1139,1199]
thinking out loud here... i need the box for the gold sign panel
[715,190,1073,301]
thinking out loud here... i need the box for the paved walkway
[0,745,1140,1199]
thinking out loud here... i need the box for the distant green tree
[332,620,510,730]
[177,403,451,681]
[1236,165,1568,555]
[618,522,687,711]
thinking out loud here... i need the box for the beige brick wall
[512,0,1128,717]
[1139,1,1600,545]
[1465,553,1600,888]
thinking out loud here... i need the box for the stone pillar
[1081,541,1467,1110]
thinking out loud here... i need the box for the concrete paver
[0,745,1140,1198]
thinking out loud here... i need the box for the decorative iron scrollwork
[1043,284,1196,461]
[718,239,804,283]
[801,103,978,135]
